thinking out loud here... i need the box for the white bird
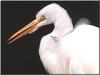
[8,3,99,74]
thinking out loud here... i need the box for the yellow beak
[7,15,45,44]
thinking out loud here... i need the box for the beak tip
[7,37,13,44]
[7,40,11,44]
[7,40,13,44]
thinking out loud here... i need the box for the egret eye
[36,15,45,21]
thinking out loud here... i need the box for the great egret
[8,3,99,74]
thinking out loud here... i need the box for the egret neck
[51,13,73,41]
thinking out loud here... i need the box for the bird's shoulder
[40,34,51,43]
[39,33,58,51]
[40,33,57,44]
[39,34,59,55]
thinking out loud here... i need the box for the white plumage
[35,3,99,74]
[8,3,99,74]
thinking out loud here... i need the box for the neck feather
[51,13,73,40]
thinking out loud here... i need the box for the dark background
[1,1,99,74]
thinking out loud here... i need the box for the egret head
[8,3,70,44]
